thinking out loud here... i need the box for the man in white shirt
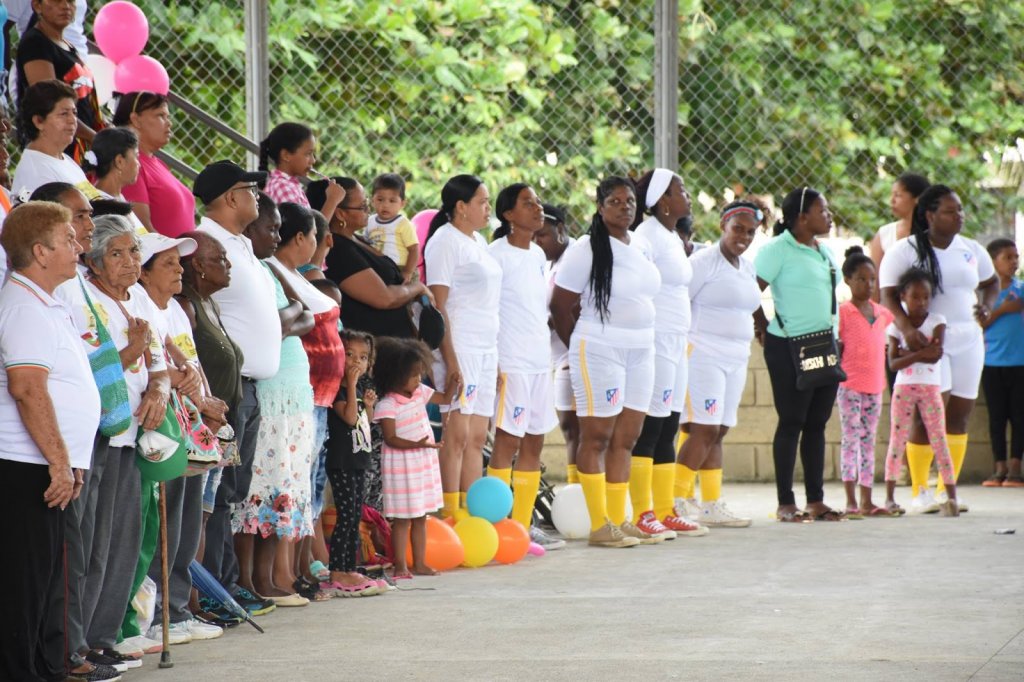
[193,160,279,611]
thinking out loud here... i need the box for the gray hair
[87,215,140,271]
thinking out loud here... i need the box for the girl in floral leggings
[837,247,894,516]
[883,269,958,516]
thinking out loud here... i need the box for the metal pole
[244,0,270,170]
[653,0,679,171]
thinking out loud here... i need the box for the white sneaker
[700,500,752,528]
[184,618,223,640]
[117,634,162,655]
[146,621,192,645]
[935,490,969,512]
[909,489,940,514]
[674,496,703,521]
[110,639,142,658]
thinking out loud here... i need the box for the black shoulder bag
[777,261,846,391]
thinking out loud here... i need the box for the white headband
[645,168,674,208]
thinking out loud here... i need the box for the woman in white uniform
[628,168,705,540]
[486,183,562,549]
[423,174,502,518]
[550,176,661,548]
[677,201,766,528]
[879,184,998,512]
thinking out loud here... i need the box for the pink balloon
[527,541,546,557]
[115,55,169,96]
[411,209,438,281]
[94,2,149,64]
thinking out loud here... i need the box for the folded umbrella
[188,560,264,634]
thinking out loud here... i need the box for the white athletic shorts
[648,332,688,418]
[553,365,575,412]
[940,338,984,400]
[685,353,748,427]
[432,350,498,417]
[494,371,559,437]
[569,336,655,418]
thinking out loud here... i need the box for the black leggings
[633,411,680,464]
[981,365,1024,462]
[764,333,839,506]
[327,468,365,573]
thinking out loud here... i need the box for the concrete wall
[540,340,996,484]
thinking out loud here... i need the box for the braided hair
[589,176,636,322]
[492,183,531,241]
[774,187,821,236]
[909,184,953,293]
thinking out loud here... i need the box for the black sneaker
[85,650,127,673]
[101,649,143,670]
[67,662,123,681]
[229,586,276,616]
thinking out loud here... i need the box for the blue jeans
[309,406,329,519]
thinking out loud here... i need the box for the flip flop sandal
[812,509,847,522]
[883,502,906,516]
[320,580,378,597]
[309,560,331,580]
[862,507,899,517]
[776,509,812,523]
[844,508,865,520]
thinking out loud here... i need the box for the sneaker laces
[639,513,668,532]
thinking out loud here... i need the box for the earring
[200,272,206,280]
[338,220,347,230]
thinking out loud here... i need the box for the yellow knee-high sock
[578,472,608,531]
[652,463,676,519]
[676,430,689,455]
[567,463,579,484]
[628,456,654,522]
[905,442,935,497]
[699,468,723,503]
[936,433,968,494]
[459,491,468,510]
[673,463,698,500]
[511,470,541,530]
[442,492,460,518]
[486,466,512,486]
[606,482,629,526]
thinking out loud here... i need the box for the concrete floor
[130,484,1024,682]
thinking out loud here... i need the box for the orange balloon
[406,515,465,571]
[493,519,530,565]
[443,516,456,528]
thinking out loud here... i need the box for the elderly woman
[11,79,92,200]
[306,177,428,337]
[69,215,171,663]
[115,92,196,237]
[0,201,100,682]
[85,127,148,234]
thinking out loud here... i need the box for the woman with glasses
[755,187,845,522]
[306,177,429,338]
[115,91,197,237]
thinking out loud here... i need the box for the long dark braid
[589,176,635,322]
[910,184,951,293]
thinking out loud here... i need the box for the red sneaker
[662,511,710,537]
[636,511,676,540]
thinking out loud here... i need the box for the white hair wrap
[645,167,674,208]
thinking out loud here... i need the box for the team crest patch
[964,252,974,264]
[704,399,718,415]
[465,384,477,399]
[662,389,673,404]
[513,406,525,424]
[606,388,621,406]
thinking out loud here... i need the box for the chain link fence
[10,1,1020,241]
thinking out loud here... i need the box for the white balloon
[86,53,117,106]
[550,484,590,539]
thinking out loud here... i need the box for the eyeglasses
[339,202,370,213]
[231,184,260,197]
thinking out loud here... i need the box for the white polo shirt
[0,273,100,469]
[199,216,282,380]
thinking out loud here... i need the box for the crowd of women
[1,14,1022,679]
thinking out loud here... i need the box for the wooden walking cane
[158,482,173,669]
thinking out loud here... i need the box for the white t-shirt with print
[688,243,761,363]
[424,223,502,354]
[888,312,946,387]
[11,148,93,201]
[879,234,994,354]
[633,216,692,335]
[488,237,550,374]
[554,234,661,349]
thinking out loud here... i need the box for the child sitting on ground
[364,173,419,283]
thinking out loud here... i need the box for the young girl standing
[980,239,1024,487]
[373,338,460,579]
[837,246,894,516]
[883,269,958,516]
[323,330,382,597]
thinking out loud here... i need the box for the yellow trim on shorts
[495,372,508,428]
[578,339,594,415]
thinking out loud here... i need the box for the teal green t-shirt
[755,229,839,337]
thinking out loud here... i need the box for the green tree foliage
[132,0,1023,237]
